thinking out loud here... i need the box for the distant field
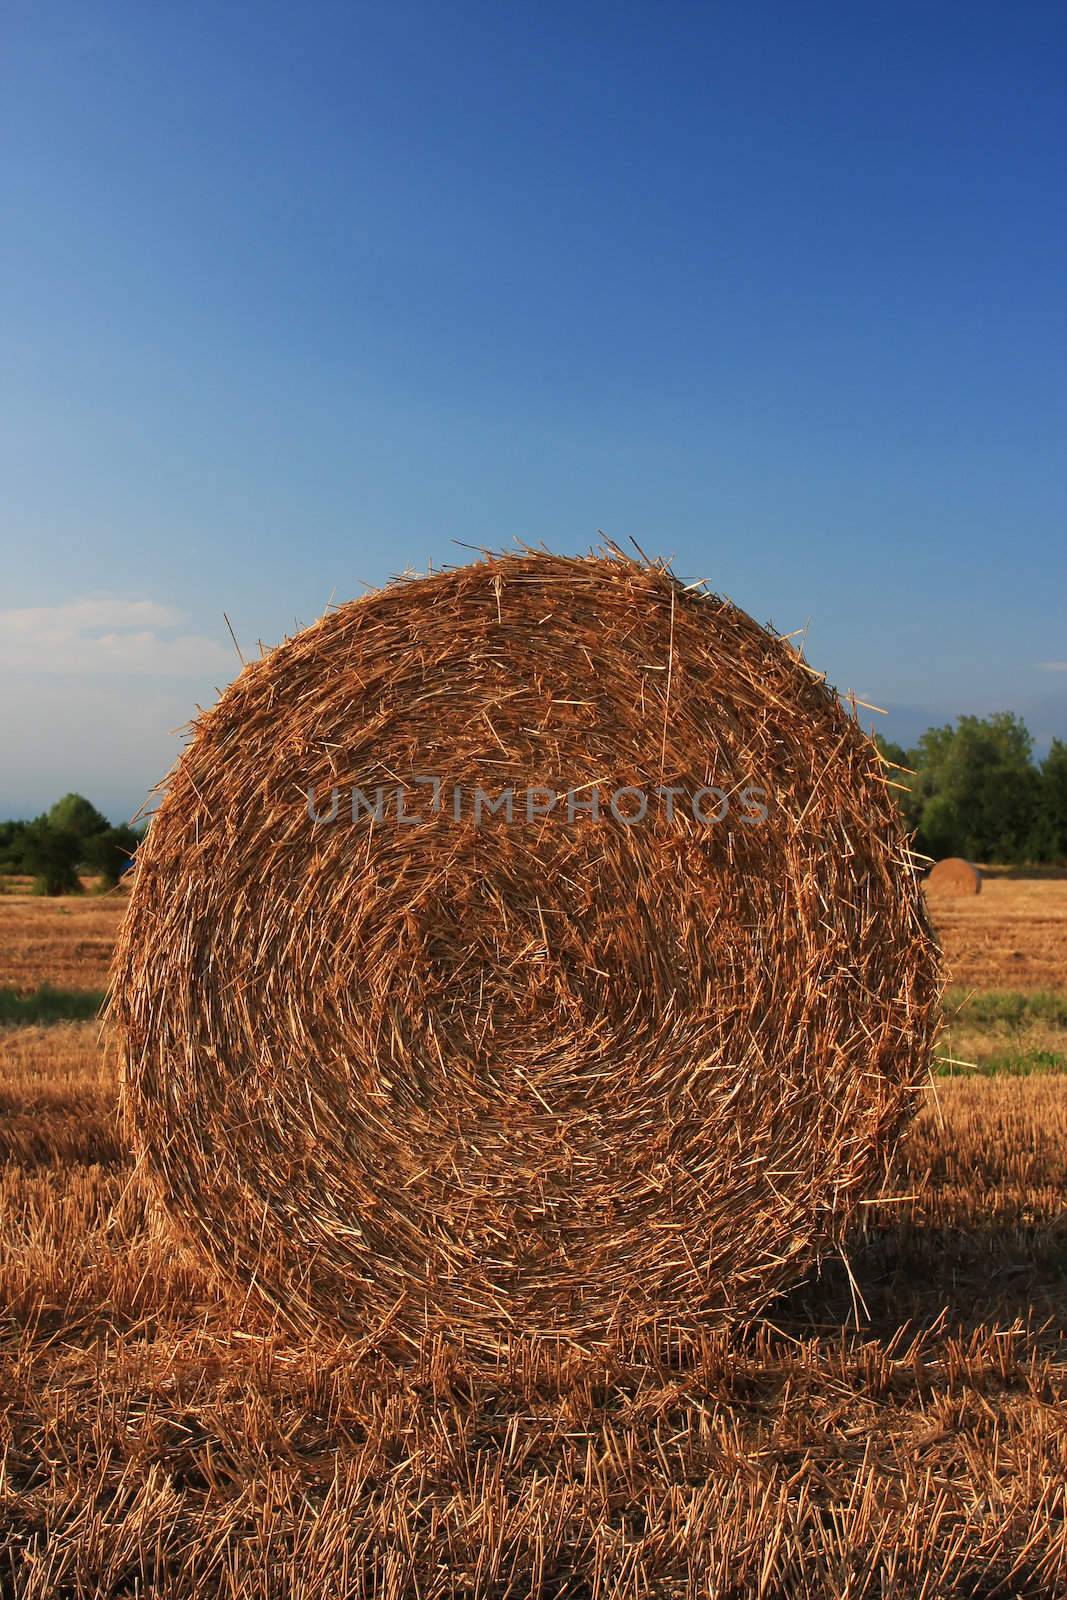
[4,868,1064,995]
[928,873,1067,992]
[0,889,126,992]
[0,879,1064,1595]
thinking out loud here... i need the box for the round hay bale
[926,857,982,896]
[112,551,940,1354]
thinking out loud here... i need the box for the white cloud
[0,596,236,677]
[1037,661,1067,673]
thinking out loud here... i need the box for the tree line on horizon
[1,713,1065,894]
[0,794,142,895]
[877,712,1066,863]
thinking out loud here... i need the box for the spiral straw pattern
[112,549,940,1353]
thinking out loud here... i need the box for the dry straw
[926,857,982,896]
[111,547,941,1356]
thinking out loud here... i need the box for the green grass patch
[0,986,105,1024]
[943,989,1067,1031]
[936,1047,1066,1078]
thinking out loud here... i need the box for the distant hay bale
[111,550,940,1354]
[926,858,982,896]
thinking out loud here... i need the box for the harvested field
[0,890,1065,1595]
[0,892,126,993]
[940,989,1067,1076]
[925,873,1067,991]
[0,1018,1064,1595]
[7,876,1063,1001]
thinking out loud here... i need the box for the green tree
[875,735,922,835]
[83,823,140,887]
[21,820,82,896]
[875,737,909,769]
[0,820,30,872]
[1031,739,1067,861]
[910,713,1038,862]
[46,793,110,840]
[918,792,961,859]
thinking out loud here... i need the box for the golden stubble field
[5,870,1065,997]
[0,878,1064,1597]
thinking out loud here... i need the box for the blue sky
[2,0,1064,820]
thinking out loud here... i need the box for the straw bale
[112,550,940,1353]
[926,857,982,896]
